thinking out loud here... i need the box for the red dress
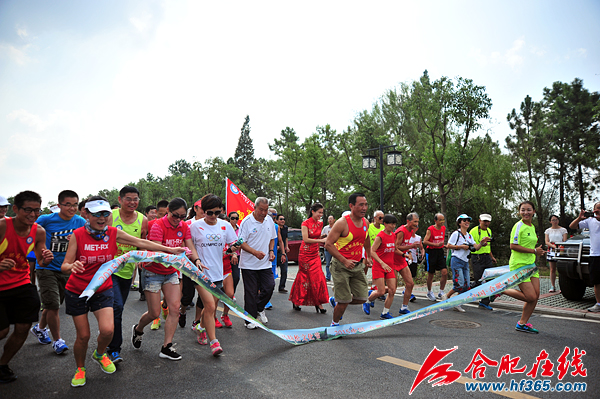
[288,218,329,306]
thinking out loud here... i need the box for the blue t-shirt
[272,224,279,266]
[35,213,86,272]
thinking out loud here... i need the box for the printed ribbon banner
[225,178,254,225]
[81,252,537,345]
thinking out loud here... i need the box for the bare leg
[367,278,386,302]
[399,268,413,306]
[384,278,397,309]
[137,290,162,331]
[161,283,181,347]
[92,307,114,354]
[71,315,91,368]
[0,323,31,365]
[198,287,217,342]
[222,275,234,316]
[426,272,434,292]
[40,308,61,341]
[440,268,448,291]
[549,262,557,288]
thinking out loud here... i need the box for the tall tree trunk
[578,163,585,210]
[559,161,566,226]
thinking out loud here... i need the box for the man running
[423,213,448,301]
[0,191,53,383]
[325,193,372,326]
[30,190,85,355]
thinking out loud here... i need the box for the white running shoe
[258,310,268,324]
[426,292,436,301]
[454,305,466,313]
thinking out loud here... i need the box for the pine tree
[234,115,255,176]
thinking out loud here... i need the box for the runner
[190,194,237,356]
[31,190,86,355]
[148,200,170,329]
[393,213,417,314]
[181,199,205,331]
[423,213,448,301]
[0,191,53,383]
[131,198,200,360]
[107,186,148,364]
[0,196,10,219]
[61,197,184,387]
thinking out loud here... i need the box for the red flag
[225,178,254,225]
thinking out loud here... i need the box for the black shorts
[65,289,114,317]
[426,248,446,273]
[409,262,418,278]
[590,256,600,285]
[0,284,40,330]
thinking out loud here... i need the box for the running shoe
[330,321,340,327]
[214,317,223,328]
[130,282,138,290]
[191,320,200,331]
[70,367,86,387]
[515,322,539,334]
[161,301,169,320]
[329,296,337,308]
[588,304,600,313]
[210,341,223,357]
[265,301,273,310]
[478,302,493,311]
[437,292,447,301]
[548,286,556,293]
[92,349,116,374]
[245,322,259,330]
[220,315,233,328]
[399,307,411,315]
[109,351,123,364]
[159,343,182,360]
[197,329,208,345]
[454,305,466,313]
[131,324,143,349]
[362,302,371,315]
[426,292,436,301]
[489,293,502,303]
[151,318,161,330]
[380,312,394,320]
[409,294,416,302]
[258,310,268,324]
[0,365,17,384]
[30,324,51,345]
[178,312,186,328]
[52,338,69,355]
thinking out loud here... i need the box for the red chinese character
[557,347,570,380]
[527,350,550,378]
[464,348,499,379]
[497,354,526,377]
[571,347,587,377]
[409,347,462,395]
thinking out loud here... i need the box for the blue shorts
[143,269,179,293]
[65,289,114,317]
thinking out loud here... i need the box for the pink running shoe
[210,341,223,357]
[214,317,223,329]
[197,330,208,345]
[220,315,233,328]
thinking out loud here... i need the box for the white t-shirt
[449,230,476,263]
[321,225,332,237]
[545,227,567,244]
[409,234,421,263]
[578,217,600,256]
[239,213,277,270]
[190,218,238,282]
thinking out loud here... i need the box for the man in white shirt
[238,197,276,329]
[570,203,600,312]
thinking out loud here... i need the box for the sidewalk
[284,264,600,321]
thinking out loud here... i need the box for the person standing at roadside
[570,203,600,313]
[423,213,448,301]
[276,214,289,293]
[470,213,497,310]
[321,215,335,281]
[545,215,568,293]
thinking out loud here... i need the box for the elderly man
[239,198,277,329]
[470,213,497,311]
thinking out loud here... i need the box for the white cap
[0,195,10,206]
[85,200,111,213]
[456,214,472,222]
[342,211,351,217]
[480,214,492,221]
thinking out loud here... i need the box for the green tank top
[112,209,144,279]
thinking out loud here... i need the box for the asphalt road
[2,279,598,399]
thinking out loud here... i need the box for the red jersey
[374,230,395,269]
[299,218,323,259]
[145,216,190,275]
[0,218,38,291]
[394,225,412,270]
[427,225,446,249]
[65,226,118,295]
[334,215,368,262]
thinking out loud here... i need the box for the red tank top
[0,218,38,291]
[427,225,446,249]
[65,226,118,295]
[394,225,412,269]
[335,215,368,262]
[374,230,395,269]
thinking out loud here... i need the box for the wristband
[269,250,274,253]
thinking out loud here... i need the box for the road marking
[540,314,600,323]
[377,355,539,399]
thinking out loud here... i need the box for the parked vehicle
[553,231,592,300]
[286,228,325,264]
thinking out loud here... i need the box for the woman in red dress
[289,203,329,313]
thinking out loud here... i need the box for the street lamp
[362,144,402,212]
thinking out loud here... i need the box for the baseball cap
[85,200,112,213]
[480,214,492,221]
[0,195,10,206]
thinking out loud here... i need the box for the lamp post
[362,144,402,213]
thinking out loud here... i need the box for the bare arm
[569,210,586,230]
[422,229,435,247]
[116,229,185,255]
[61,234,84,274]
[510,243,545,256]
[301,225,325,244]
[34,225,54,267]
[370,236,392,272]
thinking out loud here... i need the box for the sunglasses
[206,210,221,216]
[230,216,239,220]
[90,211,111,218]
[171,213,186,220]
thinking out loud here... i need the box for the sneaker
[191,320,200,331]
[399,307,411,315]
[380,312,394,319]
[197,329,208,345]
[245,322,259,330]
[159,343,182,360]
[0,365,17,384]
[479,302,493,311]
[210,341,223,357]
[161,302,169,320]
[131,324,143,349]
[52,338,69,355]
[30,324,51,345]
[329,296,337,308]
[515,322,539,334]
[265,301,273,310]
[214,317,223,328]
[109,351,123,364]
[378,295,386,301]
[130,282,138,290]
[151,318,161,330]
[220,315,233,328]
[178,312,186,328]
[548,287,556,293]
[258,310,268,324]
[330,321,340,327]
[587,304,600,313]
[490,293,502,303]
[409,294,416,302]
[454,305,466,313]
[437,292,447,301]
[362,302,371,315]
[426,292,436,301]
[92,349,116,374]
[70,367,85,387]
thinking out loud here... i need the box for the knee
[441,269,448,276]
[406,280,414,289]
[98,326,114,339]
[77,331,91,343]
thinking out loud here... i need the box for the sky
[1,0,599,207]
